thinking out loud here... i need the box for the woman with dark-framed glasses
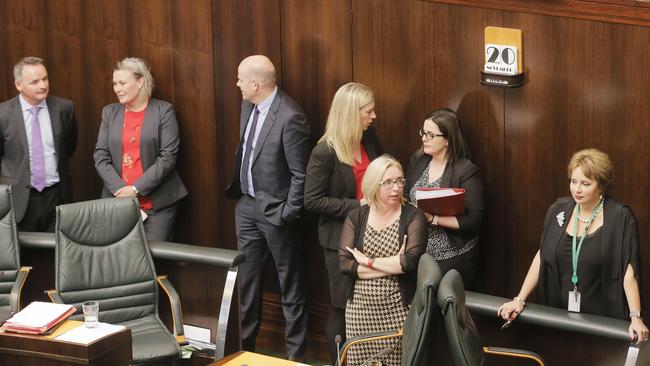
[339,154,427,365]
[404,108,484,289]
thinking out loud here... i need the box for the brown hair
[424,108,469,162]
[567,148,613,194]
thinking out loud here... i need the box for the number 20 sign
[484,44,519,75]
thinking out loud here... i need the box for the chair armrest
[484,346,545,365]
[46,289,64,303]
[340,329,403,366]
[466,291,630,342]
[9,266,31,312]
[157,275,187,345]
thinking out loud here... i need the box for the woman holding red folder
[404,108,484,289]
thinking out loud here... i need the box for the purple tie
[29,106,46,191]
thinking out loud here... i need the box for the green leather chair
[438,269,545,366]
[340,254,442,366]
[48,197,183,365]
[0,185,30,313]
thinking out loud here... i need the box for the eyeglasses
[419,129,445,140]
[379,178,406,189]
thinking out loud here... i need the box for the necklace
[577,198,604,224]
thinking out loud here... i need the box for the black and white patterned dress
[345,219,408,366]
[408,168,477,260]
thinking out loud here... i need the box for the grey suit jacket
[94,98,188,210]
[226,89,312,225]
[0,95,77,221]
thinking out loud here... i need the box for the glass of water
[82,300,99,328]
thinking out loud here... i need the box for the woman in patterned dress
[339,155,427,365]
[404,108,484,289]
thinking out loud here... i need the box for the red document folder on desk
[3,301,76,335]
[415,188,465,216]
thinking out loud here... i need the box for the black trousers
[18,184,62,232]
[437,245,479,290]
[234,195,307,358]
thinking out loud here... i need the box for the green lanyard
[571,199,604,289]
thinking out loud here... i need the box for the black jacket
[536,196,642,319]
[304,128,383,249]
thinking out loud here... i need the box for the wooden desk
[0,320,132,365]
[210,351,309,366]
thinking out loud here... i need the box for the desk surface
[210,351,310,366]
[0,320,132,365]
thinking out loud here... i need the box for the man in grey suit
[0,57,77,232]
[226,55,311,360]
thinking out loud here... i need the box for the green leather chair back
[438,269,484,366]
[54,198,180,364]
[0,185,19,310]
[402,254,442,366]
[55,197,158,323]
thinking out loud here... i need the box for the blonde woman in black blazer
[304,82,382,364]
[94,57,187,241]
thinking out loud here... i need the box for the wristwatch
[630,310,642,318]
[132,186,139,196]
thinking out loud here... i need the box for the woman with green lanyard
[497,148,649,345]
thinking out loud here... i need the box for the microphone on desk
[360,347,393,366]
[335,334,342,366]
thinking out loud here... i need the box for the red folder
[415,188,465,216]
[3,301,76,335]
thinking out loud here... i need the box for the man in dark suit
[0,57,77,232]
[226,55,311,360]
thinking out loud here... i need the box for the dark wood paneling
[3,0,650,364]
[352,0,428,165]
[429,0,650,26]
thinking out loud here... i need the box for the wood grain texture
[427,0,650,26]
[3,0,650,364]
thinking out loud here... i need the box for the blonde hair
[114,57,154,104]
[567,148,613,193]
[361,155,404,207]
[319,83,375,166]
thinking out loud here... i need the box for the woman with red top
[304,82,383,364]
[94,57,187,241]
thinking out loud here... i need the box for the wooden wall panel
[3,0,650,363]
[352,0,428,164]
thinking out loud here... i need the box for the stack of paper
[55,322,126,345]
[4,301,76,334]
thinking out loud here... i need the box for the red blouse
[122,109,153,210]
[352,145,370,200]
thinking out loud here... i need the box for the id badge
[568,290,581,312]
